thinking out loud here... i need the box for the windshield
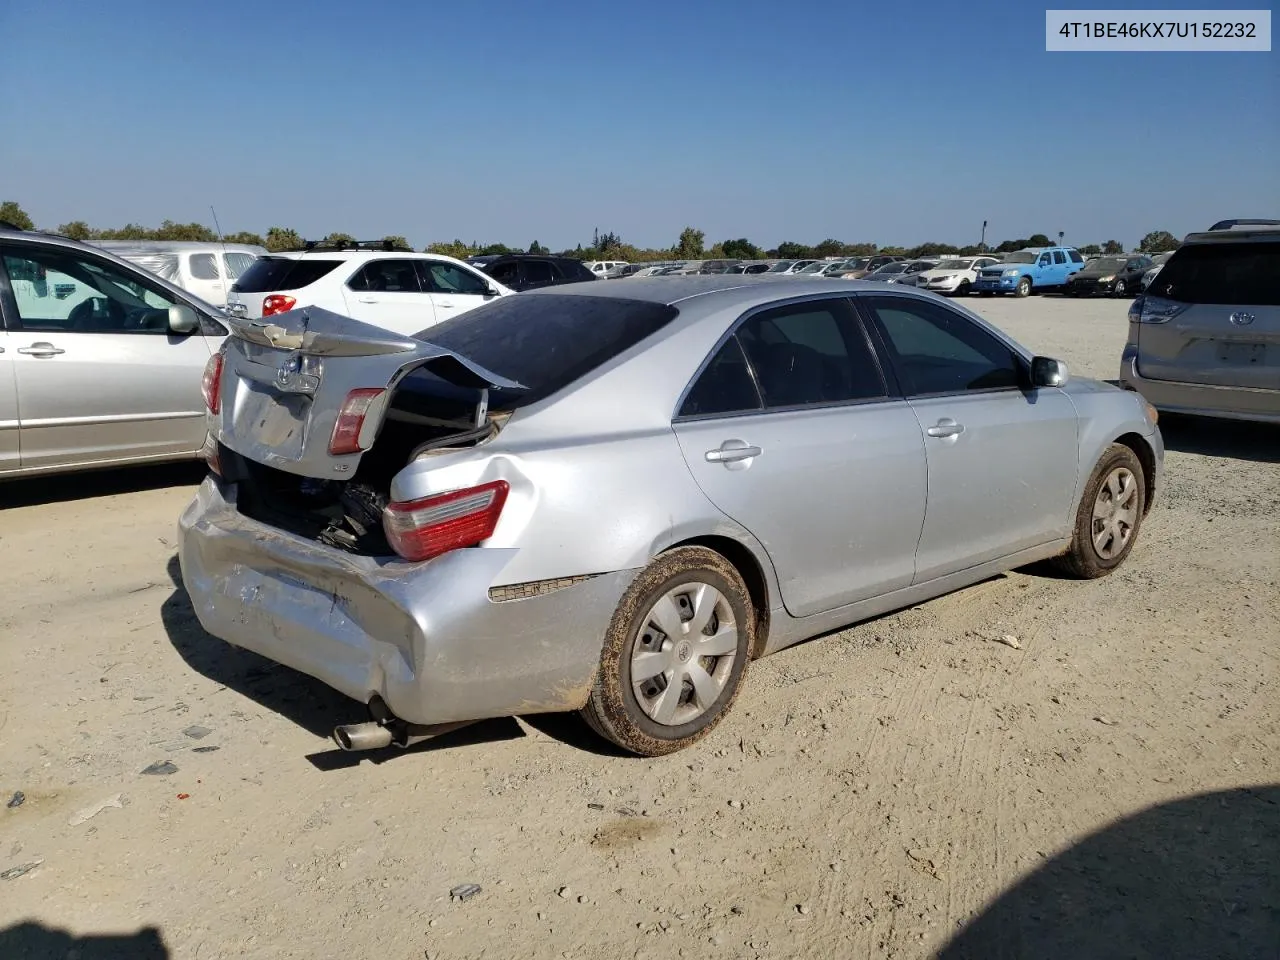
[797,262,830,274]
[1088,257,1125,272]
[1000,252,1037,264]
[848,258,870,270]
[765,260,795,272]
[937,260,971,269]
[875,263,908,274]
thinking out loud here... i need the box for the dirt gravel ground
[2,295,1277,960]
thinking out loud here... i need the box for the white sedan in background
[913,257,1001,296]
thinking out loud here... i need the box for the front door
[672,297,927,618]
[0,244,218,470]
[341,258,437,335]
[417,260,496,324]
[858,294,1079,582]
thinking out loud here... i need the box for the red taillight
[202,352,223,414]
[328,388,386,456]
[382,480,509,562]
[262,295,296,317]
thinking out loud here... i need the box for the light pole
[980,220,987,251]
[1058,231,1064,246]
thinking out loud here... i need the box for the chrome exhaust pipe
[333,721,394,751]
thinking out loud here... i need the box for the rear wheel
[1052,444,1146,579]
[580,547,754,756]
[1015,276,1032,298]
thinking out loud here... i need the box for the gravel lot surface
[2,294,1277,960]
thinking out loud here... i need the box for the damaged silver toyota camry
[179,277,1163,756]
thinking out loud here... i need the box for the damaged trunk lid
[214,306,522,480]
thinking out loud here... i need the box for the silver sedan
[0,227,225,479]
[180,277,1163,756]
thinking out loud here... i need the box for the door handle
[705,440,762,463]
[926,418,964,438]
[356,297,379,304]
[17,342,65,357]
[436,300,456,308]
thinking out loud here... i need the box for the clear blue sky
[1,0,1275,250]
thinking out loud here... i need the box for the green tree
[995,238,1028,253]
[265,226,303,252]
[776,241,813,259]
[720,238,761,260]
[1102,239,1124,255]
[596,230,623,255]
[675,227,705,259]
[907,242,958,258]
[0,201,35,230]
[477,243,513,256]
[224,231,265,246]
[1026,233,1052,247]
[153,219,217,242]
[1079,243,1101,256]
[840,242,877,257]
[380,235,411,251]
[528,240,548,255]
[813,238,844,258]
[425,239,472,259]
[1139,230,1178,253]
[324,232,356,248]
[100,223,153,240]
[56,220,93,241]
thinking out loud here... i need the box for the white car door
[416,260,499,325]
[339,258,437,335]
[0,243,218,471]
[186,251,227,306]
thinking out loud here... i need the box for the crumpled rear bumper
[178,477,636,725]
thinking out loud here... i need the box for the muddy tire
[1053,443,1146,579]
[580,546,754,756]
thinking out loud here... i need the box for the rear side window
[347,259,423,293]
[189,253,220,280]
[1150,242,1280,306]
[231,257,342,292]
[522,260,554,284]
[1068,250,1084,263]
[1052,251,1066,265]
[679,337,761,417]
[561,260,595,280]
[421,294,679,409]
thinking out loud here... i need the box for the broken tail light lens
[201,352,223,414]
[329,388,386,456]
[262,294,297,317]
[382,480,509,562]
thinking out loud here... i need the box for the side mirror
[1031,356,1069,388]
[168,304,200,335]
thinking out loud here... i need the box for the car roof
[523,275,913,312]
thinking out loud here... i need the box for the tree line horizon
[0,202,1182,262]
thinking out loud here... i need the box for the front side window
[486,261,520,286]
[862,296,1021,396]
[348,259,423,293]
[1038,254,1052,267]
[1,246,182,333]
[735,301,887,408]
[189,253,220,280]
[419,260,489,295]
[1052,251,1067,265]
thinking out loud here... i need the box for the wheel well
[668,535,771,658]
[1114,432,1157,515]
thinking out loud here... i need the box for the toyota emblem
[1229,312,1256,326]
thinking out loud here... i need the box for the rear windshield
[417,294,678,409]
[1150,241,1280,306]
[231,256,342,293]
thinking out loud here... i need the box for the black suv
[470,254,597,292]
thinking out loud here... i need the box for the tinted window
[231,257,341,292]
[1150,241,1280,306]
[522,260,554,284]
[485,261,520,286]
[1052,251,1066,265]
[561,260,594,280]
[735,302,886,408]
[347,259,423,293]
[1,246,180,334]
[420,294,678,409]
[419,261,488,295]
[863,296,1021,395]
[224,252,255,278]
[189,253,220,280]
[1068,250,1084,263]
[679,336,761,417]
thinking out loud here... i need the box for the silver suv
[1120,219,1279,424]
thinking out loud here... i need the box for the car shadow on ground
[0,462,206,509]
[1159,414,1280,464]
[159,555,527,765]
[0,922,168,959]
[937,785,1280,960]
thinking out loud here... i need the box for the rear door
[1139,239,1280,389]
[672,297,926,618]
[0,242,217,470]
[417,260,495,323]
[186,251,227,305]
[0,326,18,474]
[520,259,558,290]
[342,258,437,334]
[1050,250,1069,285]
[858,293,1079,582]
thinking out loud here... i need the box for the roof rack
[289,238,411,252]
[1208,219,1280,231]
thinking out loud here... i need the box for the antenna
[210,205,230,306]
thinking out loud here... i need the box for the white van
[583,260,629,279]
[94,241,266,306]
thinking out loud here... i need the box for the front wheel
[580,547,754,756]
[956,280,971,296]
[1015,277,1032,298]
[1113,279,1127,297]
[1052,443,1146,579]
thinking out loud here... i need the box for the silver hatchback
[180,278,1163,756]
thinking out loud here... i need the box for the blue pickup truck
[973,246,1085,297]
